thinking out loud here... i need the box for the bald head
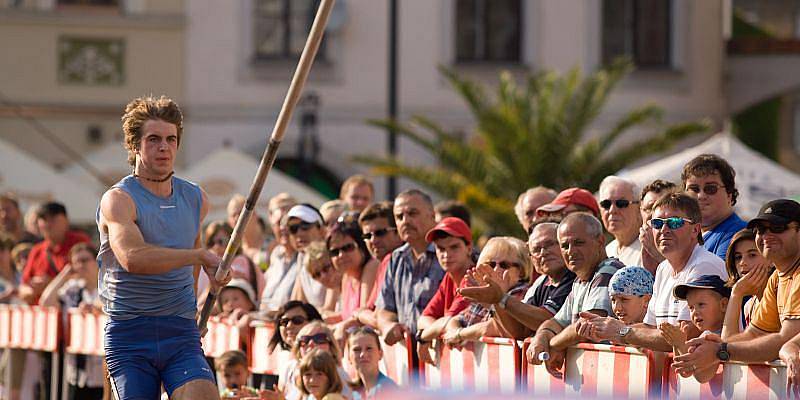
[515,186,558,233]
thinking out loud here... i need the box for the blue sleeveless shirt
[97,175,202,320]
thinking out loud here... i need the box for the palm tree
[356,58,710,236]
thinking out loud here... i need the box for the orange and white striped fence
[201,316,249,358]
[664,358,789,399]
[66,309,107,356]
[250,321,293,375]
[0,304,60,351]
[422,337,520,393]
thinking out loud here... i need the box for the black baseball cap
[747,199,800,229]
[34,202,67,219]
[673,275,731,300]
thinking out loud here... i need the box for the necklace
[134,171,174,183]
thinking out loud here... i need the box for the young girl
[296,350,345,400]
[38,243,103,400]
[721,229,772,338]
[348,327,398,399]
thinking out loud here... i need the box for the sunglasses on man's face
[650,217,693,230]
[329,242,357,257]
[752,224,790,236]
[686,183,725,196]
[362,227,396,241]
[288,222,317,235]
[483,260,521,270]
[278,315,308,327]
[599,199,639,210]
[298,333,331,347]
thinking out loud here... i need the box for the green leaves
[357,58,709,236]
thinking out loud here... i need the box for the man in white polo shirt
[578,193,727,351]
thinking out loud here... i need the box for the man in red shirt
[416,217,474,364]
[18,202,90,304]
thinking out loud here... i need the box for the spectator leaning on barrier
[416,217,475,364]
[721,228,773,337]
[514,186,558,235]
[458,222,576,339]
[671,199,800,384]
[598,176,643,267]
[528,213,623,378]
[682,154,747,260]
[18,202,90,305]
[376,189,444,345]
[578,192,727,353]
[638,180,679,274]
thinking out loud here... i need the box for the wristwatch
[618,326,632,343]
[498,293,511,309]
[414,330,429,344]
[716,342,730,361]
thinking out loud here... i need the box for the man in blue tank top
[97,95,230,400]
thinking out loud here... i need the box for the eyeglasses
[362,227,396,241]
[686,184,725,196]
[752,224,790,236]
[298,333,331,347]
[483,260,521,270]
[311,263,334,280]
[329,242,357,257]
[650,217,693,230]
[288,222,317,235]
[599,199,639,210]
[278,315,308,327]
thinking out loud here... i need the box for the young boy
[608,266,654,325]
[216,350,257,399]
[660,275,731,359]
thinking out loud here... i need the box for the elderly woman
[442,236,532,346]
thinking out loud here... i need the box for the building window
[253,0,326,61]
[602,0,672,68]
[455,0,521,63]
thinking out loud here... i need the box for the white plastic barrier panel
[423,337,520,394]
[666,358,789,399]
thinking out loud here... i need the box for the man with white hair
[598,176,643,267]
[514,186,558,234]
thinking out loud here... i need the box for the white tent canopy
[61,142,130,191]
[181,148,328,223]
[618,132,800,219]
[0,139,101,224]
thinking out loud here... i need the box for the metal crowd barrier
[1,306,795,399]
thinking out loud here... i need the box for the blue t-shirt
[702,212,747,260]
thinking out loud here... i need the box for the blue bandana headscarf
[609,266,654,296]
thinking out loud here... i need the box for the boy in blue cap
[661,275,731,359]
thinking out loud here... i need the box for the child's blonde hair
[296,349,343,396]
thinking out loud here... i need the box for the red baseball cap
[536,187,600,217]
[425,217,472,245]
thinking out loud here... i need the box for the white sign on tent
[618,132,800,219]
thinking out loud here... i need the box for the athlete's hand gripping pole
[197,0,336,335]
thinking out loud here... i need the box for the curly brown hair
[121,95,184,167]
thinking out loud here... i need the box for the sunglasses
[329,242,357,257]
[599,199,639,210]
[362,227,396,241]
[752,224,790,236]
[311,263,334,280]
[278,315,308,327]
[298,333,331,347]
[288,222,317,235]
[686,184,725,196]
[483,260,521,270]
[650,217,693,230]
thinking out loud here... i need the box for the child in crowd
[296,349,346,400]
[608,266,654,325]
[217,350,258,399]
[348,326,398,399]
[218,279,258,350]
[661,275,731,357]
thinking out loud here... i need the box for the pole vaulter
[197,0,336,334]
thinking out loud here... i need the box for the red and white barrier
[564,343,656,398]
[250,322,292,375]
[521,337,566,396]
[665,359,789,399]
[423,337,520,393]
[0,305,60,351]
[66,309,107,356]
[202,317,245,358]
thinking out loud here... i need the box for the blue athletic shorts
[104,315,215,400]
